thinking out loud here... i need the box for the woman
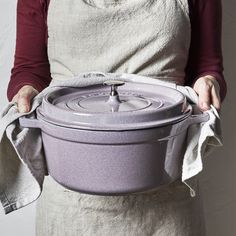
[7,0,227,235]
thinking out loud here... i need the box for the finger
[198,84,211,111]
[17,89,35,113]
[211,86,221,111]
[17,93,31,113]
[22,85,39,97]
[17,86,39,113]
[12,94,19,103]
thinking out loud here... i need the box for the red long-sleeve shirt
[7,0,227,101]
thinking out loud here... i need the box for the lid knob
[103,80,125,112]
[103,80,125,96]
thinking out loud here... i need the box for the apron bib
[47,0,190,85]
[36,0,205,235]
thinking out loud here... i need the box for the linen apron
[36,0,206,235]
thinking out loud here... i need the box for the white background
[0,0,235,235]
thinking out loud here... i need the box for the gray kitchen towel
[0,72,222,214]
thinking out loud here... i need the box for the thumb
[197,84,211,111]
[17,87,38,113]
[18,94,32,113]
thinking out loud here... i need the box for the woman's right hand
[12,85,39,113]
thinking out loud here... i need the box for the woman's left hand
[192,75,221,112]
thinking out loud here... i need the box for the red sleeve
[7,0,51,101]
[7,0,227,102]
[185,0,227,102]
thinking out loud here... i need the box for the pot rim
[36,105,192,131]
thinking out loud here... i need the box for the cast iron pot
[19,78,209,195]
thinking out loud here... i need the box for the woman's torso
[35,1,206,235]
[46,0,191,84]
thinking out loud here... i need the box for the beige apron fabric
[36,176,205,236]
[36,0,205,235]
[47,0,190,85]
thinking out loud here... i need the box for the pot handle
[19,117,41,129]
[158,112,210,141]
[185,112,210,128]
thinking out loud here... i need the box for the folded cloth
[0,72,223,214]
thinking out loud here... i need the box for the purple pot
[19,79,209,195]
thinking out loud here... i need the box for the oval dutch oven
[19,78,209,195]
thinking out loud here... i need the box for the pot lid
[37,79,191,130]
